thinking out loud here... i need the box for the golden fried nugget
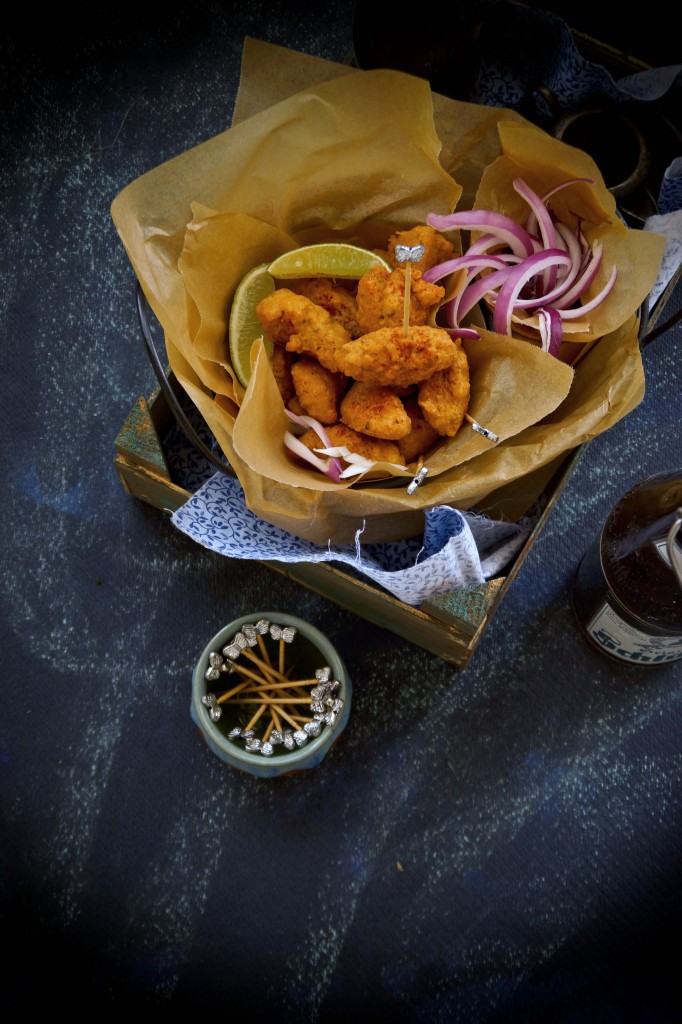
[397,396,441,464]
[335,324,458,388]
[287,394,306,417]
[340,381,411,440]
[387,225,456,272]
[297,423,403,466]
[269,345,296,405]
[356,265,444,334]
[291,358,347,425]
[256,288,351,372]
[288,278,361,337]
[417,342,470,437]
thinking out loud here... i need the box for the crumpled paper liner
[111,38,664,547]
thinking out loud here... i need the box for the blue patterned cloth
[170,469,529,607]
[473,1,682,216]
[473,5,681,122]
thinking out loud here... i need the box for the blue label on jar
[587,597,682,664]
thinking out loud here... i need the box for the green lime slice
[228,262,276,388]
[268,242,391,280]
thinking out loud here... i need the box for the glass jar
[572,470,682,665]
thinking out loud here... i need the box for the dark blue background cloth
[1,2,681,1019]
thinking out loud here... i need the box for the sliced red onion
[464,232,508,255]
[493,249,571,336]
[427,210,535,258]
[283,411,407,481]
[427,176,618,348]
[558,264,617,319]
[510,247,584,310]
[537,308,563,357]
[285,408,330,437]
[315,445,407,478]
[430,256,520,327]
[338,464,376,480]
[551,241,603,310]
[453,265,515,323]
[447,327,481,340]
[514,177,560,294]
[514,177,558,251]
[284,409,344,481]
[284,431,343,482]
[523,177,594,235]
[423,252,517,285]
[540,177,595,203]
[554,220,584,272]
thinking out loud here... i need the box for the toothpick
[221,697,313,705]
[215,664,299,706]
[242,619,275,666]
[215,679,252,705]
[464,413,499,444]
[216,664,275,702]
[393,243,426,335]
[212,622,336,750]
[241,648,289,683]
[258,634,272,664]
[277,706,309,730]
[243,702,268,732]
[266,624,297,675]
[402,262,412,334]
[230,678,324,694]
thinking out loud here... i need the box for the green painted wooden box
[113,372,587,668]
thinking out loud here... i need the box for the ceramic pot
[191,611,351,777]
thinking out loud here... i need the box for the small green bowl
[191,612,351,778]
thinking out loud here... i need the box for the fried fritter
[288,278,361,337]
[335,324,458,388]
[256,288,351,372]
[417,342,470,436]
[291,358,347,425]
[287,394,306,417]
[340,381,411,440]
[396,396,441,464]
[269,344,296,405]
[356,265,444,334]
[297,423,403,466]
[387,225,456,272]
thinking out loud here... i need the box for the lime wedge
[268,242,391,280]
[228,262,276,388]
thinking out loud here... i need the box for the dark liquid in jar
[573,471,682,665]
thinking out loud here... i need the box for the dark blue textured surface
[1,2,681,1018]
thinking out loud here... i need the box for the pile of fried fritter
[256,226,471,469]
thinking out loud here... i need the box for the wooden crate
[113,372,591,667]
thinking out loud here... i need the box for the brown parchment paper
[111,37,665,546]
